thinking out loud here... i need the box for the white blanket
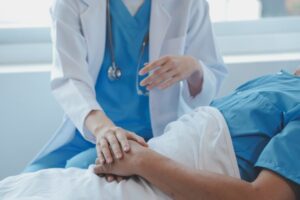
[0,107,240,200]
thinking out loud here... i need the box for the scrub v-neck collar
[109,0,151,29]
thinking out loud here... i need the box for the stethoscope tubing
[105,0,150,96]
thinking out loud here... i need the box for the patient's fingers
[116,176,123,183]
[115,129,130,152]
[100,138,113,164]
[106,175,115,182]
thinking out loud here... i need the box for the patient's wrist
[134,149,159,176]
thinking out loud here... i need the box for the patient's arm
[94,141,298,200]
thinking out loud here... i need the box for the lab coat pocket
[160,35,186,56]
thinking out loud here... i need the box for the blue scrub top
[211,70,300,184]
[95,0,152,140]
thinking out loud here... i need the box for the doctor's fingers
[146,69,179,90]
[96,151,105,165]
[98,138,113,164]
[115,129,130,152]
[139,56,170,75]
[140,63,173,87]
[126,132,148,147]
[158,75,182,90]
[106,134,123,160]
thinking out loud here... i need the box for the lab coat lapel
[149,1,177,137]
[79,0,106,83]
[149,0,171,61]
[79,0,171,81]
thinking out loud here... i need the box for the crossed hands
[93,126,149,182]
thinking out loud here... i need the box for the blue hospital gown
[212,70,300,184]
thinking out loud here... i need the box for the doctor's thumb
[126,133,149,147]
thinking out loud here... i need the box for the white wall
[0,71,63,180]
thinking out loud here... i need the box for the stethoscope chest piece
[108,64,122,81]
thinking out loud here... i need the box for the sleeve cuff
[77,104,102,144]
[182,60,217,109]
[255,160,300,185]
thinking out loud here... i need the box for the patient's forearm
[136,150,297,200]
[136,150,251,199]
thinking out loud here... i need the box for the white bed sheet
[0,107,240,200]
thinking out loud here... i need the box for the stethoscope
[106,0,150,96]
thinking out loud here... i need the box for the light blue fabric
[24,0,152,172]
[24,131,95,172]
[212,70,300,183]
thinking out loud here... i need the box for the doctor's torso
[47,0,226,155]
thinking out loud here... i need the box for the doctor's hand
[94,140,150,177]
[85,110,148,182]
[95,126,148,164]
[139,55,203,96]
[95,126,148,182]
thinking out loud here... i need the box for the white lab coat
[33,0,227,162]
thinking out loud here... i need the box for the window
[208,0,300,22]
[1,0,300,25]
[207,0,300,64]
[0,0,299,67]
[0,0,52,27]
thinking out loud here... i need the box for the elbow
[250,183,264,200]
[248,182,278,200]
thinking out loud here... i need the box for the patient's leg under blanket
[0,107,240,200]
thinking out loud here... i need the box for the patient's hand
[94,140,150,177]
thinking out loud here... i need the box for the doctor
[25,0,227,180]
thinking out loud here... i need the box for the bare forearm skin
[136,150,297,200]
